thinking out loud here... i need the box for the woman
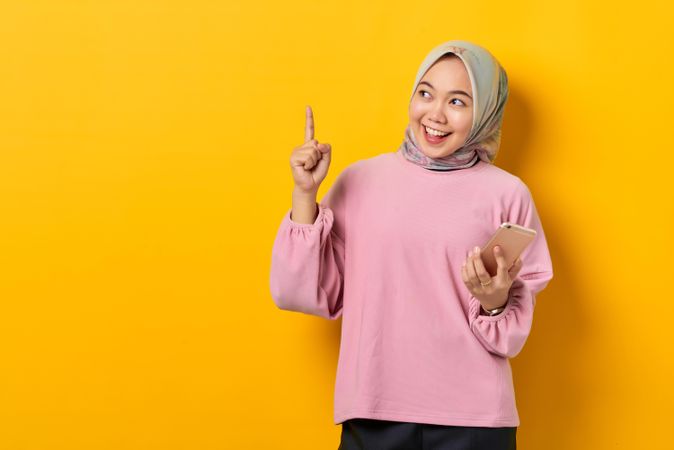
[270,39,553,450]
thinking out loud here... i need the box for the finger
[471,247,493,286]
[466,250,483,291]
[305,105,314,143]
[460,260,470,286]
[317,142,331,153]
[493,246,509,281]
[508,257,523,279]
[461,259,477,293]
[304,152,317,169]
[314,143,331,170]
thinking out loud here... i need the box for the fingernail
[495,246,500,251]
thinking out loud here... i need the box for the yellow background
[1,1,673,449]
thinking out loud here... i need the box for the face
[408,55,474,158]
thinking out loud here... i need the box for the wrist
[482,296,508,311]
[479,297,509,316]
[293,186,318,199]
[291,188,319,224]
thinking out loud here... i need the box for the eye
[419,90,466,106]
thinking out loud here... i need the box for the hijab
[399,40,509,171]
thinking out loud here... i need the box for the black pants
[338,418,516,450]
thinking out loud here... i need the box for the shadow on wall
[497,82,587,450]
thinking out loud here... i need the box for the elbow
[470,314,532,359]
[500,322,532,358]
[269,274,292,311]
[499,337,528,359]
[269,283,342,320]
[478,335,529,359]
[269,279,297,312]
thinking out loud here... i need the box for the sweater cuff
[469,293,516,323]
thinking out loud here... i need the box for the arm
[468,181,554,358]
[290,187,319,224]
[269,167,350,320]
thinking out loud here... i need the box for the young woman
[270,39,553,450]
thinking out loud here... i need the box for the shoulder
[345,152,390,173]
[332,152,391,186]
[322,154,379,194]
[479,163,532,199]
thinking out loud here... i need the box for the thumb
[316,142,331,165]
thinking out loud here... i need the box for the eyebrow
[418,81,472,100]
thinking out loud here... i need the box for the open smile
[422,124,452,145]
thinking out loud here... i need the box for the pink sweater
[269,149,554,427]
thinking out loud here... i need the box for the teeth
[425,126,449,137]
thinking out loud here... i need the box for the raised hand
[289,105,332,194]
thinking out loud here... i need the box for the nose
[426,102,447,125]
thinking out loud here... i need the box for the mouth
[421,124,452,145]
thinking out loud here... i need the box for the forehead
[421,56,471,91]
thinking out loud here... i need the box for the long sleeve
[468,180,554,358]
[269,167,351,320]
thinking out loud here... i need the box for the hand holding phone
[480,222,536,277]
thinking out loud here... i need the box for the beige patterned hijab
[399,40,509,170]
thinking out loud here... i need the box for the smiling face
[409,54,474,159]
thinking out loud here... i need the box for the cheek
[409,102,426,120]
[451,111,472,132]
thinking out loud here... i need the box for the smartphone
[480,222,536,277]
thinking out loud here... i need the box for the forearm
[291,187,318,224]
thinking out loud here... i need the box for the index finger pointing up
[305,105,314,143]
